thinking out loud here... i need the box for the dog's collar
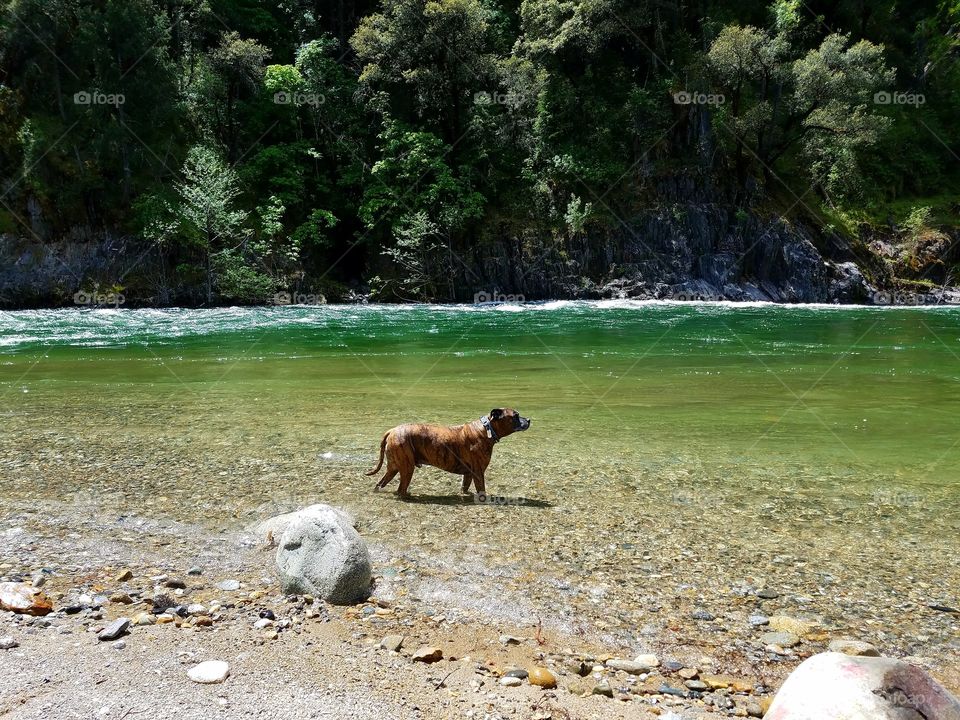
[480,416,500,443]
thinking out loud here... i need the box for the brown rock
[678,667,699,680]
[114,570,134,582]
[411,646,443,663]
[528,667,557,688]
[0,582,53,616]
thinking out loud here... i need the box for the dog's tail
[364,432,389,476]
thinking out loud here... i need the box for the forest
[1,0,958,304]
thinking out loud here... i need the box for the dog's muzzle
[517,416,531,431]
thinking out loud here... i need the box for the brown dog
[365,409,531,497]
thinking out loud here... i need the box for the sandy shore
[3,498,959,720]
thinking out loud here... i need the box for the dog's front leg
[460,474,473,495]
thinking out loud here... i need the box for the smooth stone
[114,570,133,582]
[828,639,881,657]
[253,618,274,630]
[678,668,699,680]
[411,646,443,663]
[749,614,770,626]
[499,676,522,687]
[97,618,130,641]
[187,567,202,576]
[756,588,779,599]
[592,681,614,697]
[499,634,524,645]
[186,604,207,616]
[187,660,230,684]
[634,653,660,668]
[662,660,684,672]
[164,578,186,589]
[0,637,17,649]
[607,659,650,674]
[529,668,557,689]
[761,631,800,648]
[380,634,404,652]
[109,593,133,605]
[112,640,126,650]
[690,609,715,621]
[217,580,240,591]
[765,652,960,719]
[271,505,372,605]
[503,668,528,679]
[685,679,708,691]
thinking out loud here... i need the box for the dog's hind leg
[396,466,414,498]
[374,468,398,490]
[460,474,473,494]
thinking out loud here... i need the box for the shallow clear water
[2,301,959,654]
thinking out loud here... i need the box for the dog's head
[488,408,531,438]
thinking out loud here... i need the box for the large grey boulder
[254,504,357,547]
[269,505,371,605]
[765,652,960,720]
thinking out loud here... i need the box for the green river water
[1,301,958,656]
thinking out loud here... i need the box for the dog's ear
[489,408,504,419]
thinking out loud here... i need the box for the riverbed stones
[411,646,443,663]
[827,638,880,656]
[97,618,130,641]
[272,505,372,605]
[499,676,522,687]
[187,660,230,684]
[0,637,17,649]
[764,651,960,719]
[607,654,659,674]
[761,631,800,648]
[0,582,53,616]
[768,616,816,637]
[529,668,557,688]
[380,634,404,652]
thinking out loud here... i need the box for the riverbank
[4,499,958,719]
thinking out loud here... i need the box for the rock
[186,604,207,616]
[187,660,230,684]
[764,651,960,719]
[216,580,241,592]
[109,593,133,605]
[607,658,653,674]
[691,609,715,621]
[748,614,770,626]
[253,618,274,630]
[133,613,155,626]
[156,613,174,624]
[254,504,357,545]
[503,668,528,679]
[0,637,18,649]
[97,618,130,641]
[112,640,126,650]
[756,588,779,599]
[380,635,404,652]
[746,701,764,718]
[685,680,708,691]
[164,578,186,589]
[0,582,53,616]
[187,567,202,576]
[272,505,372,605]
[761,631,800,648]
[499,634,524,645]
[678,668,698,680]
[634,653,660,668]
[768,616,816,637]
[114,570,133,582]
[592,681,614,697]
[499,676,522,687]
[827,639,881,657]
[529,668,557,689]
[411,646,443,663]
